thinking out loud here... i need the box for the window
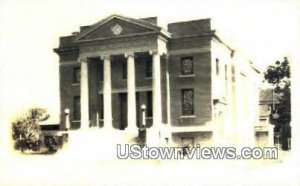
[225,65,228,81]
[73,96,80,120]
[145,59,152,77]
[181,137,194,156]
[181,57,194,75]
[225,65,228,95]
[216,58,219,75]
[181,137,194,147]
[146,91,153,117]
[99,94,103,119]
[122,60,127,79]
[181,89,194,115]
[73,67,81,84]
[231,65,235,82]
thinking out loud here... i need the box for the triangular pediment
[75,15,163,42]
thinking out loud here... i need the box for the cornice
[74,31,159,44]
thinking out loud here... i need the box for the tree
[12,108,49,152]
[264,57,291,150]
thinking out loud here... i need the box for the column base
[101,127,115,132]
[79,128,91,132]
[123,127,138,144]
[101,119,114,131]
[146,128,161,147]
[126,128,138,135]
[63,130,125,161]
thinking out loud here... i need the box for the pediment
[75,15,162,42]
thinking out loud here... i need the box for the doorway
[119,93,127,130]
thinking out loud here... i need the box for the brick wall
[59,62,80,129]
[168,19,211,37]
[168,34,212,127]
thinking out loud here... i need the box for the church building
[54,14,261,147]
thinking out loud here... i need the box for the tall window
[231,65,235,82]
[73,67,81,84]
[225,65,228,81]
[181,89,194,115]
[145,59,152,77]
[216,58,219,75]
[99,94,103,119]
[73,96,81,120]
[181,137,194,147]
[146,91,153,117]
[225,65,228,94]
[181,57,194,75]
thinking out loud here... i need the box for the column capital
[78,56,88,63]
[149,50,166,56]
[101,55,110,61]
[124,52,135,59]
[149,50,158,56]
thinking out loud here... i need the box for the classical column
[162,54,171,147]
[165,54,171,126]
[125,52,137,133]
[101,55,113,129]
[150,50,162,127]
[147,50,162,146]
[78,56,89,129]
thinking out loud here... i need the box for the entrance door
[181,137,194,148]
[119,93,127,130]
[181,137,194,155]
[136,92,140,128]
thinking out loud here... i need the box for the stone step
[61,129,138,160]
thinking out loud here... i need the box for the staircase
[62,128,135,161]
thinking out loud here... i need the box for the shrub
[12,108,49,152]
[44,135,58,153]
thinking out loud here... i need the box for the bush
[44,135,58,153]
[14,138,41,152]
[12,108,49,152]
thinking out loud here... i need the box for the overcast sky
[0,0,299,123]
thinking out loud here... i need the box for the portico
[72,15,170,145]
[77,50,166,131]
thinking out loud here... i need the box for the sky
[0,0,299,123]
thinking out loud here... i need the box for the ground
[0,130,298,186]
[0,148,297,186]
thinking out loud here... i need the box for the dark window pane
[181,57,194,75]
[99,94,103,119]
[73,67,81,84]
[73,96,80,120]
[225,65,228,81]
[182,89,194,115]
[146,91,153,117]
[225,65,228,95]
[216,58,219,75]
